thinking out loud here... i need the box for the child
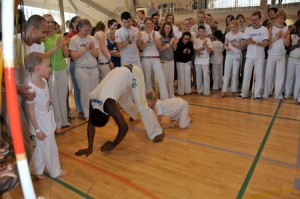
[25,52,68,179]
[194,25,213,96]
[264,10,290,99]
[146,92,191,129]
[221,20,244,97]
[210,30,224,91]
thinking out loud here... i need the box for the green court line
[236,100,282,199]
[44,173,94,199]
[189,103,300,122]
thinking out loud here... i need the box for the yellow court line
[244,188,295,199]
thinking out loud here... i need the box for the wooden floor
[7,91,300,199]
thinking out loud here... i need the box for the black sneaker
[237,95,244,99]
[255,97,262,100]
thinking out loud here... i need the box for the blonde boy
[146,92,191,129]
[25,52,68,179]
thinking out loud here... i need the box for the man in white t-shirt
[238,11,269,100]
[191,10,212,38]
[115,12,142,68]
[75,64,165,155]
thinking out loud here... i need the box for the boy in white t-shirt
[146,92,191,129]
[194,25,213,96]
[25,52,68,179]
[264,10,290,99]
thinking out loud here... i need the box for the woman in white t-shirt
[69,19,99,119]
[138,17,169,100]
[221,20,244,97]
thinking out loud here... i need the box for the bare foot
[153,132,165,143]
[220,93,225,98]
[58,170,69,177]
[35,174,46,180]
[55,128,63,134]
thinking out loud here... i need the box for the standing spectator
[264,10,290,99]
[138,17,169,99]
[238,11,269,100]
[236,14,246,33]
[152,13,160,31]
[148,0,159,17]
[94,21,114,82]
[158,21,178,98]
[165,13,180,37]
[193,26,213,96]
[268,7,278,26]
[136,10,146,31]
[175,32,194,95]
[222,20,244,97]
[43,14,71,134]
[69,19,99,119]
[106,28,121,67]
[191,10,212,38]
[284,24,300,100]
[224,15,235,34]
[115,12,142,68]
[25,52,68,179]
[206,14,218,35]
[65,16,84,119]
[178,18,197,41]
[211,30,224,91]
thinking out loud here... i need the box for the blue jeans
[69,61,83,113]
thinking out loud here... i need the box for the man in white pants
[238,11,269,100]
[263,10,290,99]
[75,64,165,155]
[115,12,142,68]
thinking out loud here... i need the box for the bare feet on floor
[58,170,69,177]
[153,132,165,143]
[34,174,46,180]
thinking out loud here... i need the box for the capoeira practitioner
[237,11,269,100]
[146,92,191,129]
[75,64,165,155]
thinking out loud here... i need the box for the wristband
[35,129,41,133]
[107,57,111,63]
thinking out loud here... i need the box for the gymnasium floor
[8,91,300,199]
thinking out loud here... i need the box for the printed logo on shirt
[91,98,103,105]
[132,78,137,88]
[80,44,86,47]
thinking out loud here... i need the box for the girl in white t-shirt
[221,20,244,97]
[146,92,191,129]
[138,17,169,100]
[25,52,68,179]
[194,25,213,96]
[69,19,99,119]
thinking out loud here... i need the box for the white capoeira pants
[29,132,61,178]
[161,60,175,98]
[142,58,169,100]
[241,58,265,98]
[118,65,163,140]
[48,68,69,129]
[177,100,191,129]
[212,63,223,90]
[75,67,99,118]
[98,63,111,82]
[195,64,210,95]
[285,57,300,99]
[176,61,192,95]
[222,54,241,93]
[263,56,286,99]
